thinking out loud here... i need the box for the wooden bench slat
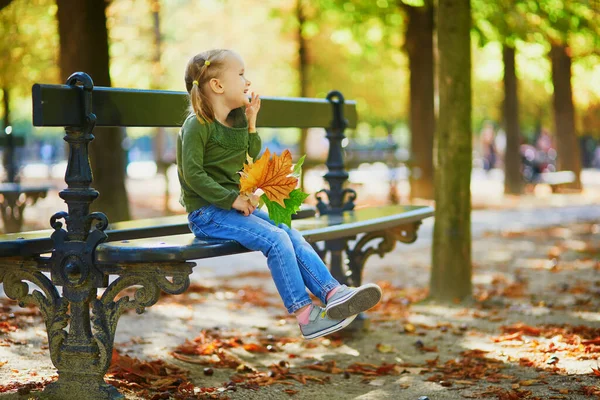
[95,205,434,264]
[32,84,358,129]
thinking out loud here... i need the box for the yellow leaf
[239,148,298,207]
[375,343,395,353]
[519,379,539,386]
[240,148,271,194]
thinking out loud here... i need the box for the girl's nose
[246,78,251,86]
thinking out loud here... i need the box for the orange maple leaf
[239,148,298,207]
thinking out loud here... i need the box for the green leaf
[292,155,306,178]
[261,189,310,228]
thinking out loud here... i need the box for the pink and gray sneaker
[299,306,357,340]
[325,283,383,320]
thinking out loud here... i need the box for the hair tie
[192,80,198,86]
[204,60,210,66]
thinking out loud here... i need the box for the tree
[503,44,522,195]
[56,0,130,221]
[148,0,173,214]
[403,0,435,200]
[549,44,581,189]
[472,0,529,195]
[0,0,59,183]
[296,0,310,188]
[430,0,472,302]
[523,0,600,191]
[313,0,436,199]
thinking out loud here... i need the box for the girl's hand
[245,92,261,133]
[232,195,256,216]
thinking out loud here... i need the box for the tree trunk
[0,0,12,11]
[296,0,309,189]
[1,86,16,183]
[430,0,472,302]
[56,0,130,222]
[1,87,8,130]
[149,0,171,214]
[550,44,582,190]
[502,44,522,195]
[405,2,435,200]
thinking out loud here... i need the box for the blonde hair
[184,49,233,123]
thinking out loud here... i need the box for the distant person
[177,49,382,340]
[40,142,54,178]
[480,123,497,171]
[536,128,553,153]
[593,146,600,169]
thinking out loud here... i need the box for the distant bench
[0,72,433,400]
[534,171,576,193]
[0,132,52,233]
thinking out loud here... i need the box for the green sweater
[177,108,262,213]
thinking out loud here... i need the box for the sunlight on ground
[460,331,600,375]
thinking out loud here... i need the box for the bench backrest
[32,84,358,129]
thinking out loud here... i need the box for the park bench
[0,131,52,233]
[0,72,433,400]
[534,170,577,193]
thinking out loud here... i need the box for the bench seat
[95,205,434,264]
[0,205,316,257]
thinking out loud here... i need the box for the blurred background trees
[1,0,598,196]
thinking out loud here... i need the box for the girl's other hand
[245,92,261,132]
[232,195,256,216]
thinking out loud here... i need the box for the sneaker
[299,306,357,340]
[325,283,383,320]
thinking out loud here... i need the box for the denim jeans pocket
[188,205,215,238]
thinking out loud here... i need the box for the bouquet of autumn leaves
[239,149,308,227]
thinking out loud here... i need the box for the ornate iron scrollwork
[50,211,108,289]
[0,268,68,367]
[91,265,192,373]
[345,221,423,286]
[316,188,357,215]
[390,221,422,244]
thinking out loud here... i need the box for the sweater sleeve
[248,131,262,161]
[181,122,238,209]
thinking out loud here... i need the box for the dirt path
[1,218,600,399]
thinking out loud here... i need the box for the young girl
[177,49,382,339]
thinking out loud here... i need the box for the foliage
[0,0,59,131]
[472,0,600,135]
[1,0,599,140]
[239,149,308,227]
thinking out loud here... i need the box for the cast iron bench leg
[306,221,423,332]
[0,260,192,400]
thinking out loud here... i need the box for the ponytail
[190,83,214,123]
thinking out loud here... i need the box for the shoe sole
[325,284,382,320]
[302,313,358,340]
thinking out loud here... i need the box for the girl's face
[219,53,251,109]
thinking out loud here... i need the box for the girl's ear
[209,78,224,94]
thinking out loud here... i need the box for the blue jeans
[188,205,340,314]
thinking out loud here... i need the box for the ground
[1,168,600,399]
